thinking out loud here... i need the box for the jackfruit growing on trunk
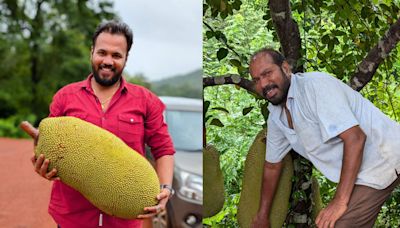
[311,176,323,220]
[203,144,225,218]
[238,128,294,228]
[34,116,159,219]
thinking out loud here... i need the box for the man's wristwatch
[160,184,175,198]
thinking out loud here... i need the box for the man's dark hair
[92,20,133,53]
[250,48,285,66]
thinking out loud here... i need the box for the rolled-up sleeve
[144,94,175,160]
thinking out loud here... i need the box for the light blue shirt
[266,72,400,189]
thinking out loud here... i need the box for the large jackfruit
[311,176,323,220]
[203,144,225,218]
[35,117,159,219]
[238,129,294,228]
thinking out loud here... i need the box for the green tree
[0,0,116,135]
[203,0,400,226]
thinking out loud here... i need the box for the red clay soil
[0,137,56,228]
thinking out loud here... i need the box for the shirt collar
[287,73,296,99]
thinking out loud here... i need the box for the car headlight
[175,167,203,204]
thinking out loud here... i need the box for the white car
[152,96,203,228]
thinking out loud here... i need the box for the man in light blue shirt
[250,48,400,228]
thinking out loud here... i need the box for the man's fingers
[34,154,44,172]
[315,210,323,225]
[30,154,37,165]
[137,212,156,219]
[20,121,39,139]
[45,168,58,180]
[39,159,50,176]
[156,191,169,200]
[137,205,165,219]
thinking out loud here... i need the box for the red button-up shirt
[47,75,175,228]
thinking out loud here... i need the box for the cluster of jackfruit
[238,129,294,228]
[35,117,159,219]
[203,144,225,218]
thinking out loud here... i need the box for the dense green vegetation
[0,0,116,137]
[203,0,400,226]
[0,1,200,138]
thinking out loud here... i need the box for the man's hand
[137,188,171,219]
[31,154,59,181]
[20,121,59,181]
[251,211,270,228]
[315,199,348,228]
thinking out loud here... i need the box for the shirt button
[130,118,134,123]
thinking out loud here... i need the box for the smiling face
[250,53,291,106]
[91,32,128,87]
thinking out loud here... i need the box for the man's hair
[250,48,285,66]
[92,20,133,53]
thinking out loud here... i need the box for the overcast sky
[112,0,202,81]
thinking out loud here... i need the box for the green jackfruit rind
[203,144,225,218]
[238,129,294,228]
[311,176,323,220]
[35,117,159,219]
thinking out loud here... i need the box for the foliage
[0,0,116,136]
[151,69,203,99]
[203,193,241,228]
[204,0,400,226]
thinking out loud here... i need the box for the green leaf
[206,31,214,39]
[211,107,230,113]
[361,7,369,19]
[204,100,211,115]
[334,30,346,36]
[205,115,212,123]
[242,106,253,116]
[229,59,242,67]
[321,34,329,44]
[217,48,229,61]
[232,0,242,10]
[210,118,224,127]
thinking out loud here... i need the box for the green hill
[151,69,202,99]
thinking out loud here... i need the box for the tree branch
[269,0,303,72]
[350,17,400,91]
[203,74,258,95]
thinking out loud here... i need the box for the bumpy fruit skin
[311,176,323,220]
[35,116,159,219]
[238,129,294,228]
[203,144,225,218]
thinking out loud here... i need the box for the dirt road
[0,137,56,228]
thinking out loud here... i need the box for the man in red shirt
[23,20,175,227]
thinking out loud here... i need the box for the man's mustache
[99,64,116,72]
[262,84,278,97]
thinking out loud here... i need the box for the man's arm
[137,155,174,219]
[155,155,174,186]
[251,160,283,228]
[315,125,366,228]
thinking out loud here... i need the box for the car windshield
[165,110,202,152]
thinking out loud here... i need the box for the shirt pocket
[297,122,322,153]
[117,113,144,144]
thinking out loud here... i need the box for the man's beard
[263,69,290,105]
[92,63,122,86]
